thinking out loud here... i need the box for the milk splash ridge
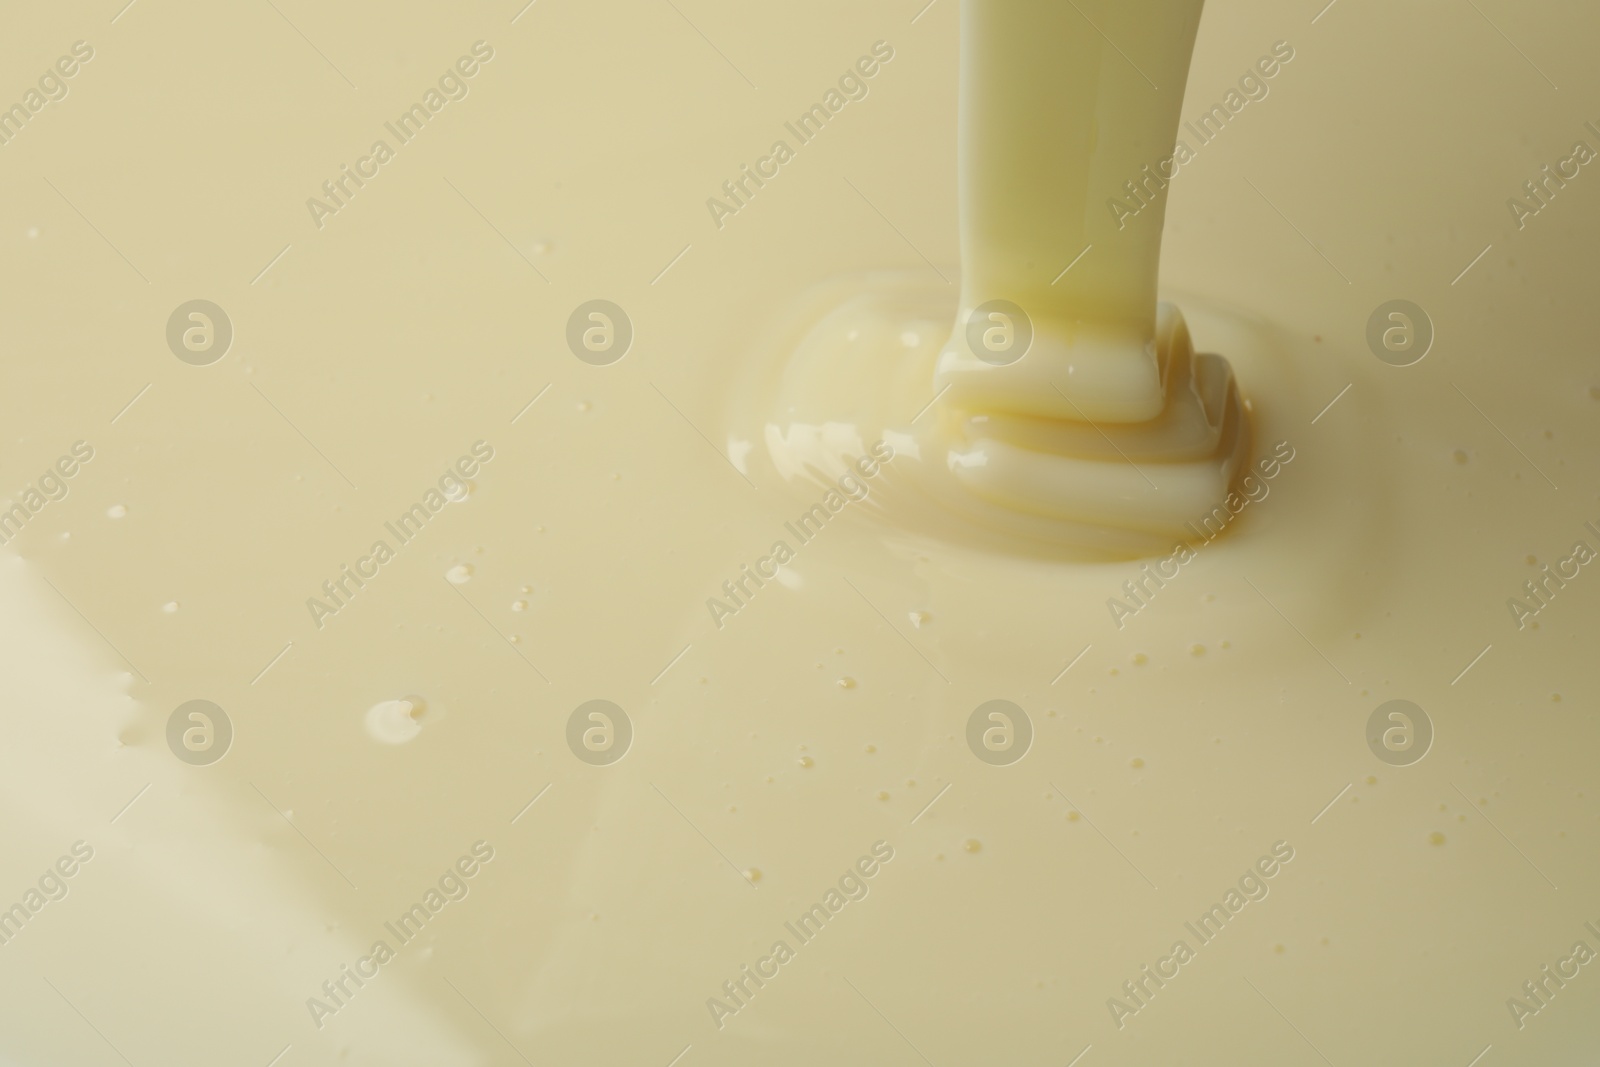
[748,0,1253,555]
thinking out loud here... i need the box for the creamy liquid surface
[1,1,1598,1065]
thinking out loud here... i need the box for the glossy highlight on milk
[0,0,1596,1064]
[753,0,1252,553]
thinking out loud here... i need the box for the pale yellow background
[0,1,1597,1065]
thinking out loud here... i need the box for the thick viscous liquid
[942,0,1205,423]
[0,2,1597,1066]
[757,0,1250,553]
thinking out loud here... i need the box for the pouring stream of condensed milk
[938,0,1252,540]
[3,0,1598,1061]
[760,0,1249,554]
[944,0,1206,422]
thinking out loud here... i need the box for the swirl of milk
[931,0,1249,540]
[753,0,1249,555]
